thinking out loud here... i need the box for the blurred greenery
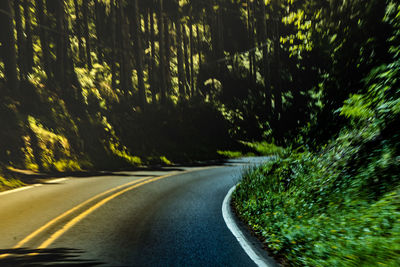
[233,0,400,265]
[233,143,400,266]
[241,141,285,157]
[0,174,25,192]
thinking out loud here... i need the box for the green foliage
[233,145,400,266]
[24,116,82,172]
[233,25,400,263]
[241,141,284,156]
[217,150,245,158]
[0,174,25,192]
[216,141,283,158]
[340,61,400,126]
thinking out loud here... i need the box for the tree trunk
[110,0,117,90]
[36,0,52,82]
[207,1,218,60]
[149,8,157,103]
[196,24,202,68]
[23,0,34,73]
[133,0,146,108]
[183,24,191,96]
[176,20,185,98]
[59,0,83,111]
[189,21,194,96]
[55,0,66,86]
[157,0,167,104]
[260,0,271,113]
[94,0,104,63]
[82,0,92,69]
[14,0,25,79]
[119,4,133,98]
[273,0,282,120]
[164,17,172,93]
[0,0,19,90]
[73,0,84,65]
[116,4,126,94]
[251,0,257,82]
[143,6,149,46]
[247,0,254,81]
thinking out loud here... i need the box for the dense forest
[1,0,399,264]
[0,0,334,174]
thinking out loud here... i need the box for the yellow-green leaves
[282,7,313,57]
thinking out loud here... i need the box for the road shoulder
[222,185,280,267]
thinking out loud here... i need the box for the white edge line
[0,178,69,197]
[0,184,41,196]
[222,185,272,267]
[44,178,69,184]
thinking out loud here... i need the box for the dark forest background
[0,0,399,178]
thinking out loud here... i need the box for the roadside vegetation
[233,0,400,265]
[0,174,24,191]
[234,123,400,266]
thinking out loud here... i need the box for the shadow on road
[4,156,266,188]
[5,159,238,186]
[0,248,103,266]
[5,167,186,186]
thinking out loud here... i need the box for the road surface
[0,157,271,266]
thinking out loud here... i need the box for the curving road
[0,157,272,266]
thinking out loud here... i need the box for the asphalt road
[0,157,270,266]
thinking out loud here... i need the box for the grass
[217,150,246,158]
[240,141,285,156]
[217,141,283,159]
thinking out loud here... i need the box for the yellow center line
[0,176,151,259]
[0,166,221,259]
[32,173,176,255]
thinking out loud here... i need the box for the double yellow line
[0,173,177,259]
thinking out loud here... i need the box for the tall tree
[246,0,254,82]
[55,0,66,86]
[189,20,195,95]
[0,0,19,90]
[94,0,104,63]
[259,0,271,113]
[164,17,172,93]
[175,18,185,98]
[149,7,157,102]
[110,0,117,90]
[73,0,85,65]
[157,0,167,103]
[82,0,92,69]
[196,24,202,68]
[272,0,282,119]
[133,0,146,108]
[36,0,52,82]
[23,0,34,73]
[14,0,25,79]
[117,3,127,95]
[182,24,191,95]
